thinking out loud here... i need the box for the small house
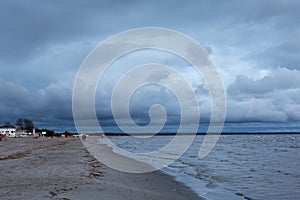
[0,126,17,137]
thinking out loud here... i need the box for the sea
[97,123,300,200]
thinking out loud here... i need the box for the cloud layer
[0,0,299,130]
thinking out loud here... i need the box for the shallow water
[100,134,300,200]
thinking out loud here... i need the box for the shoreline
[0,137,203,200]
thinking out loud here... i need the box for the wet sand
[0,137,203,200]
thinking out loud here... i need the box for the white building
[0,126,17,137]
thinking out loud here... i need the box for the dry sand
[0,137,203,200]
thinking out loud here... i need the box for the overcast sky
[0,0,299,131]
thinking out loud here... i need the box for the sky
[0,0,299,131]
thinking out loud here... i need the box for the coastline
[0,137,203,200]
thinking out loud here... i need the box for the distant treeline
[89,132,300,136]
[2,118,34,133]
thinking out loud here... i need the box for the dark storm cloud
[1,0,299,70]
[0,77,73,128]
[0,0,133,62]
[0,0,300,129]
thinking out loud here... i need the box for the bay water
[100,134,300,200]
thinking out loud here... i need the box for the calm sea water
[100,134,300,200]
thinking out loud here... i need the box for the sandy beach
[0,137,202,200]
